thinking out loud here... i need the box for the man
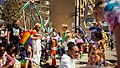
[89,21,102,40]
[84,20,102,41]
[7,20,22,46]
[59,42,79,68]
[7,20,22,57]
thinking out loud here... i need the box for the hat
[76,38,84,44]
[62,24,68,27]
[92,19,96,24]
[67,33,72,37]
[35,23,41,27]
[66,30,70,33]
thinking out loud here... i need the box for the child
[93,0,120,67]
[23,45,33,68]
[93,51,117,67]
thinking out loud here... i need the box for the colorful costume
[104,0,120,30]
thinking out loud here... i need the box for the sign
[72,23,75,32]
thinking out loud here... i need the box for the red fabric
[30,30,37,35]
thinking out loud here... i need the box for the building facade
[79,0,95,25]
[50,0,95,32]
[50,0,75,32]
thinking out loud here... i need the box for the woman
[7,45,21,68]
[23,45,33,68]
[0,44,15,68]
[93,0,120,67]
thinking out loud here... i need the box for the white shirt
[59,54,75,68]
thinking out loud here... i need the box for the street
[34,47,117,68]
[75,47,117,68]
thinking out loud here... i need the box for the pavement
[34,47,117,68]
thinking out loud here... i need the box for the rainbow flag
[20,31,31,45]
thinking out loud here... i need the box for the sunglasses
[74,51,79,53]
[72,50,79,53]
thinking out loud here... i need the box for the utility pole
[75,0,77,33]
[78,0,80,26]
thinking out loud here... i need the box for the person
[23,45,33,68]
[62,33,76,54]
[0,19,7,47]
[59,42,79,68]
[7,45,21,68]
[30,23,42,65]
[92,51,117,67]
[7,20,22,56]
[61,24,68,54]
[61,24,68,43]
[7,20,22,46]
[84,20,102,40]
[0,44,15,68]
[93,0,120,67]
[76,38,84,58]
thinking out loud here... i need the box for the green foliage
[2,0,24,24]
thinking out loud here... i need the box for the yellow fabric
[102,32,108,49]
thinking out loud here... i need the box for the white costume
[32,34,42,65]
[59,54,75,68]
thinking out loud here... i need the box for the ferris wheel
[0,0,50,32]
[21,0,50,32]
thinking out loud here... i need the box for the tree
[1,0,24,24]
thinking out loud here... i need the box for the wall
[50,0,75,33]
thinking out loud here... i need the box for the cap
[35,23,41,27]
[92,19,96,24]
[67,33,72,37]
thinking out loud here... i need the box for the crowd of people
[0,18,118,68]
[0,18,116,68]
